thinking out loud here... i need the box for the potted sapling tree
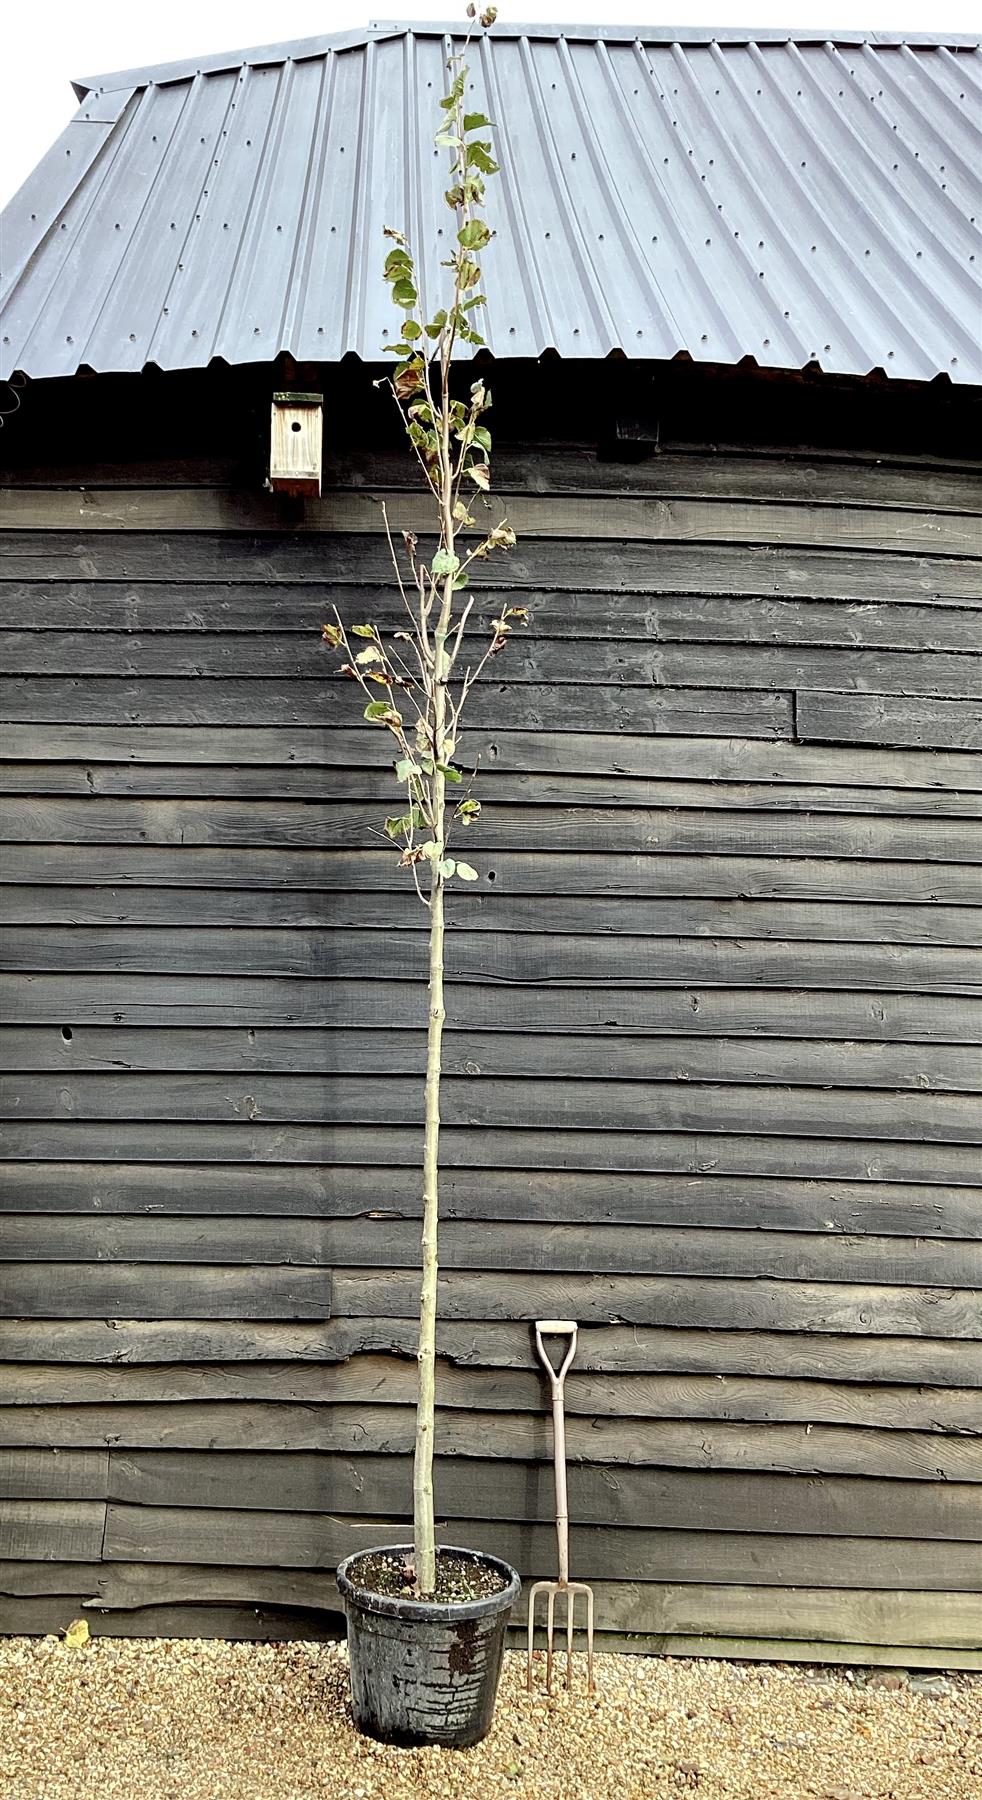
[330,4,527,1750]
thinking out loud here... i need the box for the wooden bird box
[269,392,323,497]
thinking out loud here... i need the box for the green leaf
[456,861,479,881]
[384,248,413,275]
[439,858,456,878]
[420,840,439,859]
[384,806,427,840]
[468,142,499,174]
[438,763,463,784]
[395,758,421,783]
[473,426,492,452]
[453,569,469,589]
[364,701,401,724]
[463,112,492,131]
[391,277,418,307]
[431,549,460,578]
[458,220,492,250]
[351,625,377,639]
[434,132,463,149]
[440,70,466,111]
[458,798,481,825]
[402,320,422,340]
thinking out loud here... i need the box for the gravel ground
[1,1634,979,1800]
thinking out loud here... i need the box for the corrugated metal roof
[2,23,980,384]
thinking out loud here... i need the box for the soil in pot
[336,1542,520,1750]
[350,1549,510,1605]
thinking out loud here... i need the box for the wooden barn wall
[0,364,981,1663]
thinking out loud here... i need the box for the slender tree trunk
[412,569,453,1597]
[413,849,444,1595]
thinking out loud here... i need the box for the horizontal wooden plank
[6,583,982,652]
[327,448,982,515]
[300,1222,982,1284]
[4,1027,981,1094]
[2,1122,978,1186]
[4,798,978,863]
[1,1574,975,1651]
[7,977,977,1040]
[108,1450,982,1538]
[7,1318,981,1385]
[7,1358,980,1433]
[0,1557,343,1608]
[4,1073,979,1147]
[572,1636,982,1667]
[2,1266,979,1340]
[11,448,982,510]
[799,690,982,750]
[51,1509,972,1591]
[4,630,979,699]
[5,1216,979,1287]
[0,677,795,736]
[529,1584,982,1648]
[4,532,978,599]
[5,489,979,556]
[7,763,982,824]
[5,1161,979,1241]
[3,926,979,995]
[0,1266,330,1321]
[0,1558,340,1614]
[0,1501,105,1562]
[7,449,980,510]
[4,843,980,904]
[332,1269,982,1337]
[6,1402,980,1480]
[6,887,979,946]
[0,1448,109,1501]
[0,1596,339,1640]
[5,724,979,792]
[0,1218,327,1268]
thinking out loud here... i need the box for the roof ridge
[73,21,982,97]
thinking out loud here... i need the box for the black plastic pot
[336,1544,521,1748]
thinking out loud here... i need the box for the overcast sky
[2,1,979,207]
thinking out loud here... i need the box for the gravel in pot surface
[1,1635,979,1800]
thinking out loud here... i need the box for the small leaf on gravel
[63,1618,89,1648]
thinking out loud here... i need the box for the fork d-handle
[533,1320,578,1586]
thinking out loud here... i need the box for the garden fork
[526,1319,595,1695]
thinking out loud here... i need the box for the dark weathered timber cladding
[1,380,981,1660]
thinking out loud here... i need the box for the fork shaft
[551,1382,570,1585]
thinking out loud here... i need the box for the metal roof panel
[3,23,980,384]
